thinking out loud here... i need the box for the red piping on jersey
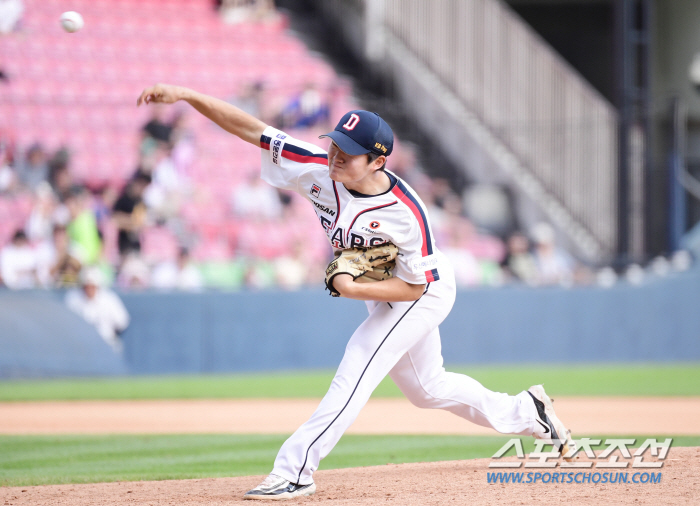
[391,185,429,257]
[345,201,398,244]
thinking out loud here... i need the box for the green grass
[0,363,699,401]
[1,434,697,487]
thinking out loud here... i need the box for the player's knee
[403,388,441,409]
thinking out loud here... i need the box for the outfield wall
[0,290,128,378]
[1,268,699,377]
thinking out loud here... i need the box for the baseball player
[137,84,574,500]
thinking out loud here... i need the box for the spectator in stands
[116,252,150,289]
[151,247,203,291]
[229,82,265,120]
[501,231,538,285]
[65,267,130,353]
[440,228,482,287]
[169,111,197,176]
[0,0,23,34]
[231,171,283,220]
[0,230,37,289]
[273,239,311,290]
[65,186,102,265]
[91,184,119,236]
[531,222,574,287]
[25,182,57,244]
[112,173,151,259]
[15,143,49,192]
[36,225,81,288]
[0,144,16,194]
[47,148,72,201]
[143,145,187,222]
[278,83,329,129]
[219,0,277,24]
[142,104,172,145]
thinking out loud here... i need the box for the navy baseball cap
[320,110,394,157]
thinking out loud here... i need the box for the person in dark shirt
[142,104,173,144]
[112,173,151,258]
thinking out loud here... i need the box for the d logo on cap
[342,114,361,131]
[319,110,394,157]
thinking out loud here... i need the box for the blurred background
[1,0,700,378]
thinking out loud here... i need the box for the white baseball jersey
[256,125,540,486]
[260,126,441,285]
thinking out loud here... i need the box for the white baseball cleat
[528,384,576,461]
[243,473,316,501]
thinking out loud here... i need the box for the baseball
[60,11,84,33]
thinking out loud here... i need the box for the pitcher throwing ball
[137,84,575,500]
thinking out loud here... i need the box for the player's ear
[372,155,386,171]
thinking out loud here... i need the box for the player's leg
[270,283,454,486]
[388,326,538,435]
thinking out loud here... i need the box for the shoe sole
[529,385,575,462]
[244,483,316,501]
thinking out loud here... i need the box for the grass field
[1,363,699,401]
[1,434,697,487]
[1,363,697,487]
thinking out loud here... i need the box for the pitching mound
[2,447,697,505]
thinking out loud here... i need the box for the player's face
[327,142,376,184]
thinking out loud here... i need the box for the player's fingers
[137,85,161,106]
[136,88,151,106]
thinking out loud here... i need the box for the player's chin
[328,168,344,182]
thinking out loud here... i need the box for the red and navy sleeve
[259,126,328,192]
[391,180,440,284]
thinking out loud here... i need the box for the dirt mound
[2,447,697,505]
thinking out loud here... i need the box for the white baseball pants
[272,264,538,485]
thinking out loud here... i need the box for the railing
[320,0,619,258]
[383,0,618,254]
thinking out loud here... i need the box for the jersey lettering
[320,215,332,234]
[349,233,365,248]
[311,199,336,217]
[342,113,360,131]
[368,236,386,246]
[331,228,345,249]
[271,133,287,165]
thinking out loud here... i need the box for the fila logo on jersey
[370,221,380,229]
[342,114,360,131]
[271,133,287,165]
[310,184,321,198]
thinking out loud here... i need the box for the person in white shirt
[150,247,203,291]
[65,268,130,353]
[0,230,38,289]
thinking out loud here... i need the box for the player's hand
[136,83,186,106]
[331,273,355,297]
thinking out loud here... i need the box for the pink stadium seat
[2,0,358,254]
[141,226,180,263]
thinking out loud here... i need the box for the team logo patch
[326,260,339,276]
[370,221,380,229]
[342,113,360,131]
[310,184,322,198]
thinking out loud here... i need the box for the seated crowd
[0,88,583,292]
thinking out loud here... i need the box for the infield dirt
[1,397,700,435]
[1,447,697,505]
